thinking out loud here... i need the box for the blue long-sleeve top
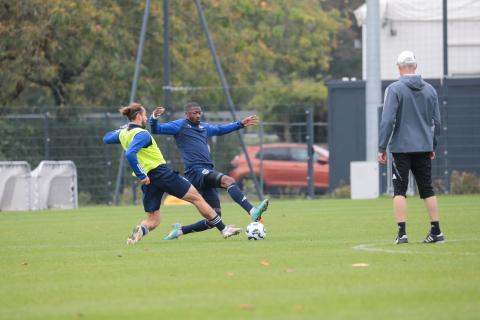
[150,117,244,172]
[103,124,151,180]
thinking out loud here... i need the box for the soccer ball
[245,222,266,240]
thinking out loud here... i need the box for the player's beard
[188,117,200,125]
[192,115,201,124]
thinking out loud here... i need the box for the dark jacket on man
[379,75,441,153]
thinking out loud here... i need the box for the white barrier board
[351,161,379,199]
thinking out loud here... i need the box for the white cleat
[222,225,242,239]
[126,225,143,245]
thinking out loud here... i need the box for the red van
[229,143,329,193]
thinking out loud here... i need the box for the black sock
[430,221,441,235]
[227,184,254,214]
[397,222,406,236]
[181,220,212,235]
[207,214,225,231]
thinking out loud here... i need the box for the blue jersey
[150,117,244,172]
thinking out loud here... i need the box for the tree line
[0,0,364,203]
[1,0,362,121]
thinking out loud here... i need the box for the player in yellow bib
[103,102,242,244]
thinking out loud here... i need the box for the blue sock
[181,220,211,235]
[207,214,225,231]
[181,199,222,235]
[227,184,254,214]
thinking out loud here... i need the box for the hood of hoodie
[399,75,424,91]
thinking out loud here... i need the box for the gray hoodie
[378,75,441,153]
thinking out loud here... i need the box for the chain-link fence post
[306,108,314,198]
[44,112,50,160]
[442,0,450,193]
[113,0,151,205]
[104,112,113,205]
[259,121,264,197]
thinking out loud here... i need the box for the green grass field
[1,196,479,319]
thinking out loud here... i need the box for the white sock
[249,208,255,215]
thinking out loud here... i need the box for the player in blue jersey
[103,102,242,244]
[150,102,269,240]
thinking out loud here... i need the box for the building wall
[327,77,480,194]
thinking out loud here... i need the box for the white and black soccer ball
[245,222,266,240]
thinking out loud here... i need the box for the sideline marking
[352,243,412,254]
[352,240,479,256]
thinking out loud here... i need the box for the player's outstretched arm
[152,106,165,119]
[149,107,182,135]
[241,115,259,127]
[103,129,121,144]
[206,115,258,137]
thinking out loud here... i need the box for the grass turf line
[0,195,479,319]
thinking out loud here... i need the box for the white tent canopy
[354,0,480,79]
[355,0,480,25]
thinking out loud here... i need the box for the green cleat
[163,223,182,240]
[251,199,269,222]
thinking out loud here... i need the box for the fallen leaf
[293,304,303,311]
[239,304,254,310]
[225,272,235,277]
[21,261,28,266]
[352,263,369,268]
[260,260,270,267]
[285,268,295,273]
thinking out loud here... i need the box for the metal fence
[327,77,480,195]
[0,106,327,205]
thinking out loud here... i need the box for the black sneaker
[422,232,445,244]
[394,234,408,244]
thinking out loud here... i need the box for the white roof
[355,0,480,26]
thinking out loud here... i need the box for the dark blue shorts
[185,167,220,203]
[141,164,191,212]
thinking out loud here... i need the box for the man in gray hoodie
[378,50,444,244]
